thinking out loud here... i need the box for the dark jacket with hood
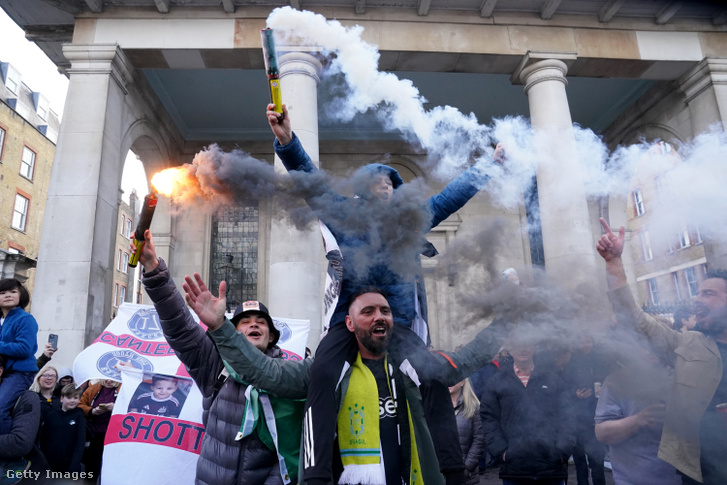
[274,133,493,338]
[142,258,297,485]
[479,357,576,480]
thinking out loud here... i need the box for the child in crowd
[39,384,86,473]
[0,278,39,434]
[129,375,181,418]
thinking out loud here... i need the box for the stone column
[267,51,325,348]
[32,45,134,366]
[680,58,727,135]
[517,57,603,300]
[680,58,727,269]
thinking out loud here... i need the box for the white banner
[270,316,309,361]
[102,368,203,485]
[73,303,187,385]
[71,302,310,485]
[320,220,343,336]
[74,303,310,383]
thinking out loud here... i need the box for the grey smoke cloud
[161,8,727,360]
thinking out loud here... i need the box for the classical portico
[3,0,727,363]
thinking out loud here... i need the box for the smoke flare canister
[128,192,158,268]
[261,28,283,115]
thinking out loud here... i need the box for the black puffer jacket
[454,399,486,485]
[479,361,576,480]
[143,259,284,485]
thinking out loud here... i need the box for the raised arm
[427,146,504,229]
[267,103,292,146]
[183,273,311,399]
[595,217,627,290]
[132,230,225,396]
[595,218,679,359]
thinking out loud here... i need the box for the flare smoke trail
[266,7,493,179]
[166,8,727,356]
[266,7,727,244]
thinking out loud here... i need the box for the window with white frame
[648,278,659,306]
[120,285,127,304]
[125,218,132,238]
[694,226,703,244]
[121,215,126,235]
[680,227,691,248]
[11,194,29,231]
[0,127,5,161]
[20,147,35,180]
[5,76,18,95]
[122,253,129,273]
[117,249,123,271]
[633,189,645,216]
[672,272,682,301]
[685,267,699,298]
[114,284,119,307]
[640,231,653,261]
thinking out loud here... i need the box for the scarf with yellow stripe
[337,354,422,485]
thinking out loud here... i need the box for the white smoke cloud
[267,7,496,178]
[267,6,727,243]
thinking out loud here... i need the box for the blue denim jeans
[0,370,36,434]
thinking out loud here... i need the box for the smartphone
[48,333,59,351]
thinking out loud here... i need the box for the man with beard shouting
[187,282,456,485]
[596,217,727,485]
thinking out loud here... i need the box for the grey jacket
[143,259,285,485]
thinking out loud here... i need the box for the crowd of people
[0,103,725,485]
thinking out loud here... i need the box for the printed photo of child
[129,374,183,418]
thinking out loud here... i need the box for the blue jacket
[0,307,39,372]
[275,134,492,332]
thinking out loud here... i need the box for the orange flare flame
[151,167,186,196]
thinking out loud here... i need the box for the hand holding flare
[128,192,158,268]
[262,28,283,118]
[128,168,182,268]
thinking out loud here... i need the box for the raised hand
[596,217,625,262]
[266,103,292,146]
[183,273,227,331]
[493,143,506,165]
